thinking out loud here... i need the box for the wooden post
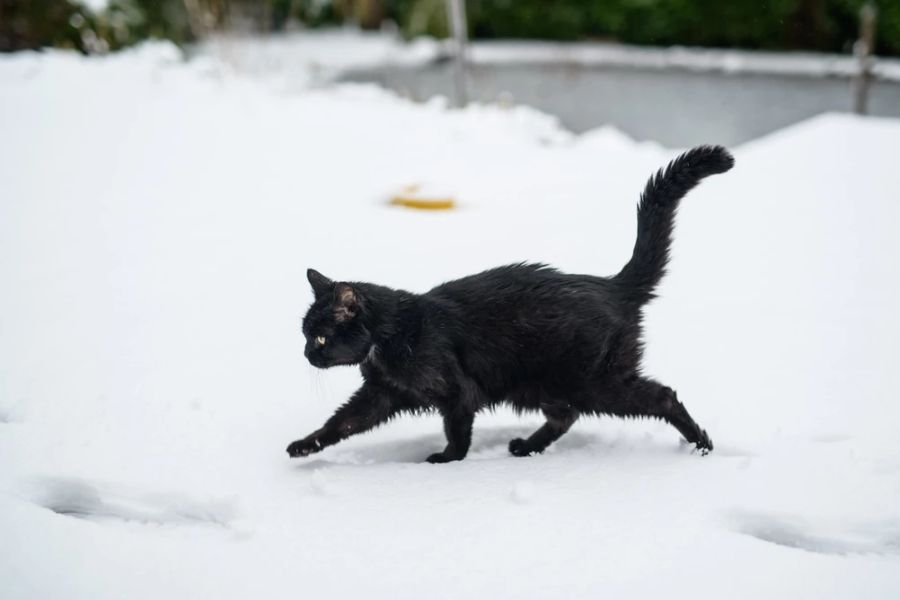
[182,0,208,39]
[853,2,877,115]
[445,0,469,107]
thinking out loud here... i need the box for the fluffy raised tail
[614,145,734,305]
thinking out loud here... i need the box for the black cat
[287,145,734,463]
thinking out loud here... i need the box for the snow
[197,30,900,84]
[2,38,900,599]
[466,40,900,82]
[196,29,444,89]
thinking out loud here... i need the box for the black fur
[287,146,734,463]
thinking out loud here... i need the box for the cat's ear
[334,283,359,322]
[307,268,333,298]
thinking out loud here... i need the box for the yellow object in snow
[390,185,456,210]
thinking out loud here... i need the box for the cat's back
[426,262,624,335]
[429,262,561,297]
[429,262,608,302]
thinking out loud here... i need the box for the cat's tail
[613,145,734,305]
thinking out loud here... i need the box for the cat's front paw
[286,436,322,458]
[508,438,533,457]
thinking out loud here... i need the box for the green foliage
[833,0,900,56]
[1,0,898,56]
[397,0,900,56]
[290,0,344,28]
[0,0,87,52]
[126,0,192,46]
[0,0,192,54]
[391,0,447,38]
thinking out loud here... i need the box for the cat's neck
[359,284,424,359]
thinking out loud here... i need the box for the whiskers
[307,363,331,403]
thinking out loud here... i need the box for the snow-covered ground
[197,29,900,84]
[1,40,899,599]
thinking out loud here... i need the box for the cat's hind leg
[508,401,578,457]
[609,377,713,454]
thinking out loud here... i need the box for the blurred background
[2,0,899,146]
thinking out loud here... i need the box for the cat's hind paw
[694,430,713,456]
[508,438,534,457]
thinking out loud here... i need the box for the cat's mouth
[307,356,360,369]
[305,354,328,369]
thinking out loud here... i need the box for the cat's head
[301,268,373,368]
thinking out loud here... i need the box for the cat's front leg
[426,407,475,464]
[286,382,395,458]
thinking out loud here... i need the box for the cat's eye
[314,335,326,347]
